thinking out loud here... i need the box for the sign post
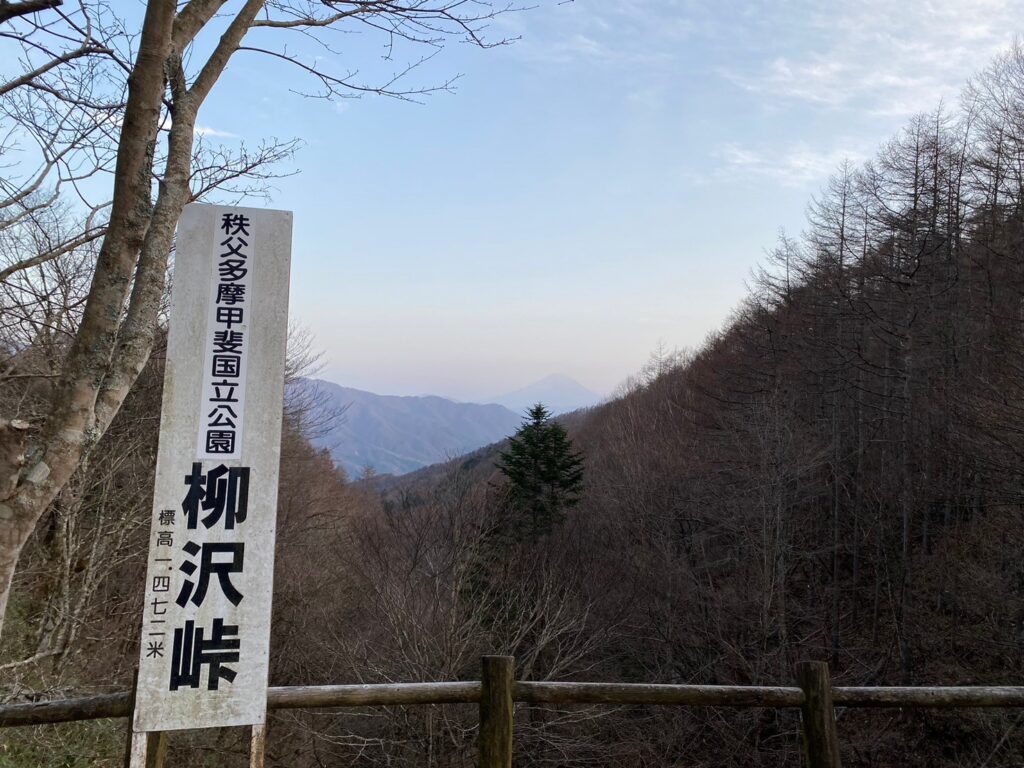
[130,204,292,754]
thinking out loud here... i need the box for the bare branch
[0,0,61,25]
[238,44,457,101]
[0,41,108,96]
[0,222,106,282]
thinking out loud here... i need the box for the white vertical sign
[133,204,292,732]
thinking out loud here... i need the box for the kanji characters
[176,541,245,608]
[170,619,240,691]
[181,463,249,530]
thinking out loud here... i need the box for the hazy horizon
[191,0,1024,402]
[307,370,605,406]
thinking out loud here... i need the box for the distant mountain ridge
[298,379,523,478]
[487,374,601,416]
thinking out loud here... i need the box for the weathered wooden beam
[1,691,132,727]
[797,662,842,768]
[0,682,480,727]
[479,656,514,768]
[10,681,1024,729]
[266,681,481,709]
[514,682,805,708]
[832,686,1024,707]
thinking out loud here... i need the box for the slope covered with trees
[319,42,1024,767]
[7,32,1024,768]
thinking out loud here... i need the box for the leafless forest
[6,18,1024,768]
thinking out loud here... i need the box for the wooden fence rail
[4,658,1024,768]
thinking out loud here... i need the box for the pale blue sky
[193,0,1023,401]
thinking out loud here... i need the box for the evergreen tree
[496,403,584,540]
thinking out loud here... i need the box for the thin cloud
[509,0,702,67]
[196,125,239,139]
[712,141,868,187]
[721,0,1021,118]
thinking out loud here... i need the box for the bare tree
[0,0,518,639]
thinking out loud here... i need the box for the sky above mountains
[193,0,1024,400]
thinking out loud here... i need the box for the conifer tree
[496,403,584,540]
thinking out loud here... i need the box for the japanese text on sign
[134,204,292,733]
[197,214,254,460]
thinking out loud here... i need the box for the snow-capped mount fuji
[486,374,601,416]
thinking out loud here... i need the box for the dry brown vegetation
[7,29,1024,768]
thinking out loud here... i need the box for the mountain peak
[487,374,601,416]
[297,379,522,478]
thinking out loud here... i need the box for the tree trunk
[0,0,177,642]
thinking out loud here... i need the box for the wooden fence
[4,657,1024,768]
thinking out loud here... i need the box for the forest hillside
[5,39,1024,768]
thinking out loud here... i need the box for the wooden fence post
[125,727,166,768]
[122,669,139,768]
[479,656,514,768]
[796,661,842,768]
[123,668,166,768]
[250,720,267,768]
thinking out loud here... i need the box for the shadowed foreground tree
[496,404,584,540]
[0,0,520,640]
